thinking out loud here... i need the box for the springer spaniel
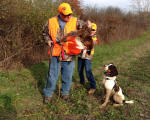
[100,63,134,108]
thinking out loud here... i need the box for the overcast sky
[81,0,132,11]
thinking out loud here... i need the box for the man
[77,23,98,95]
[43,3,90,104]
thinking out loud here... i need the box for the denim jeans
[43,56,75,97]
[77,57,96,89]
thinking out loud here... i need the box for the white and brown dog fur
[100,63,134,108]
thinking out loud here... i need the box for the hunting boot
[88,88,96,95]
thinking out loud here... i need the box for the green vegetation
[1,0,150,69]
[0,30,150,119]
[1,0,150,119]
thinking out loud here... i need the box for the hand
[86,20,92,28]
[48,41,53,47]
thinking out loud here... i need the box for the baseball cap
[58,3,73,15]
[91,23,97,31]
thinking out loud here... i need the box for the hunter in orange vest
[42,3,91,103]
[48,16,79,57]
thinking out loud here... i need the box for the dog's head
[104,63,118,77]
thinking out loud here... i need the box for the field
[0,30,150,120]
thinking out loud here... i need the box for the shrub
[0,0,59,69]
[0,0,150,70]
[82,6,149,44]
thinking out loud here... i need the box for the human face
[91,29,96,35]
[59,13,72,22]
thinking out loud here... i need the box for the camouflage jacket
[42,16,86,61]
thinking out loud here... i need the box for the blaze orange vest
[48,16,77,56]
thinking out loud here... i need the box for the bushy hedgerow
[0,0,59,69]
[82,6,150,44]
[0,0,150,70]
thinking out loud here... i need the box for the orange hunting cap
[58,3,73,15]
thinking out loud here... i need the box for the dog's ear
[109,65,118,77]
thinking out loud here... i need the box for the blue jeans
[77,57,96,89]
[43,56,75,97]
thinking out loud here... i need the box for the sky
[81,0,132,11]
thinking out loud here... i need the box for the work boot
[43,96,51,104]
[61,95,70,101]
[88,89,96,95]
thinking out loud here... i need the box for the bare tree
[130,0,150,12]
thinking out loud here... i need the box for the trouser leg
[43,56,60,97]
[85,59,96,89]
[77,57,85,84]
[61,61,75,95]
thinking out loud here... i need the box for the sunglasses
[91,29,96,31]
[61,13,72,17]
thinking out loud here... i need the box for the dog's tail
[123,100,134,104]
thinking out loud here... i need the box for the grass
[92,30,150,67]
[0,30,150,120]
